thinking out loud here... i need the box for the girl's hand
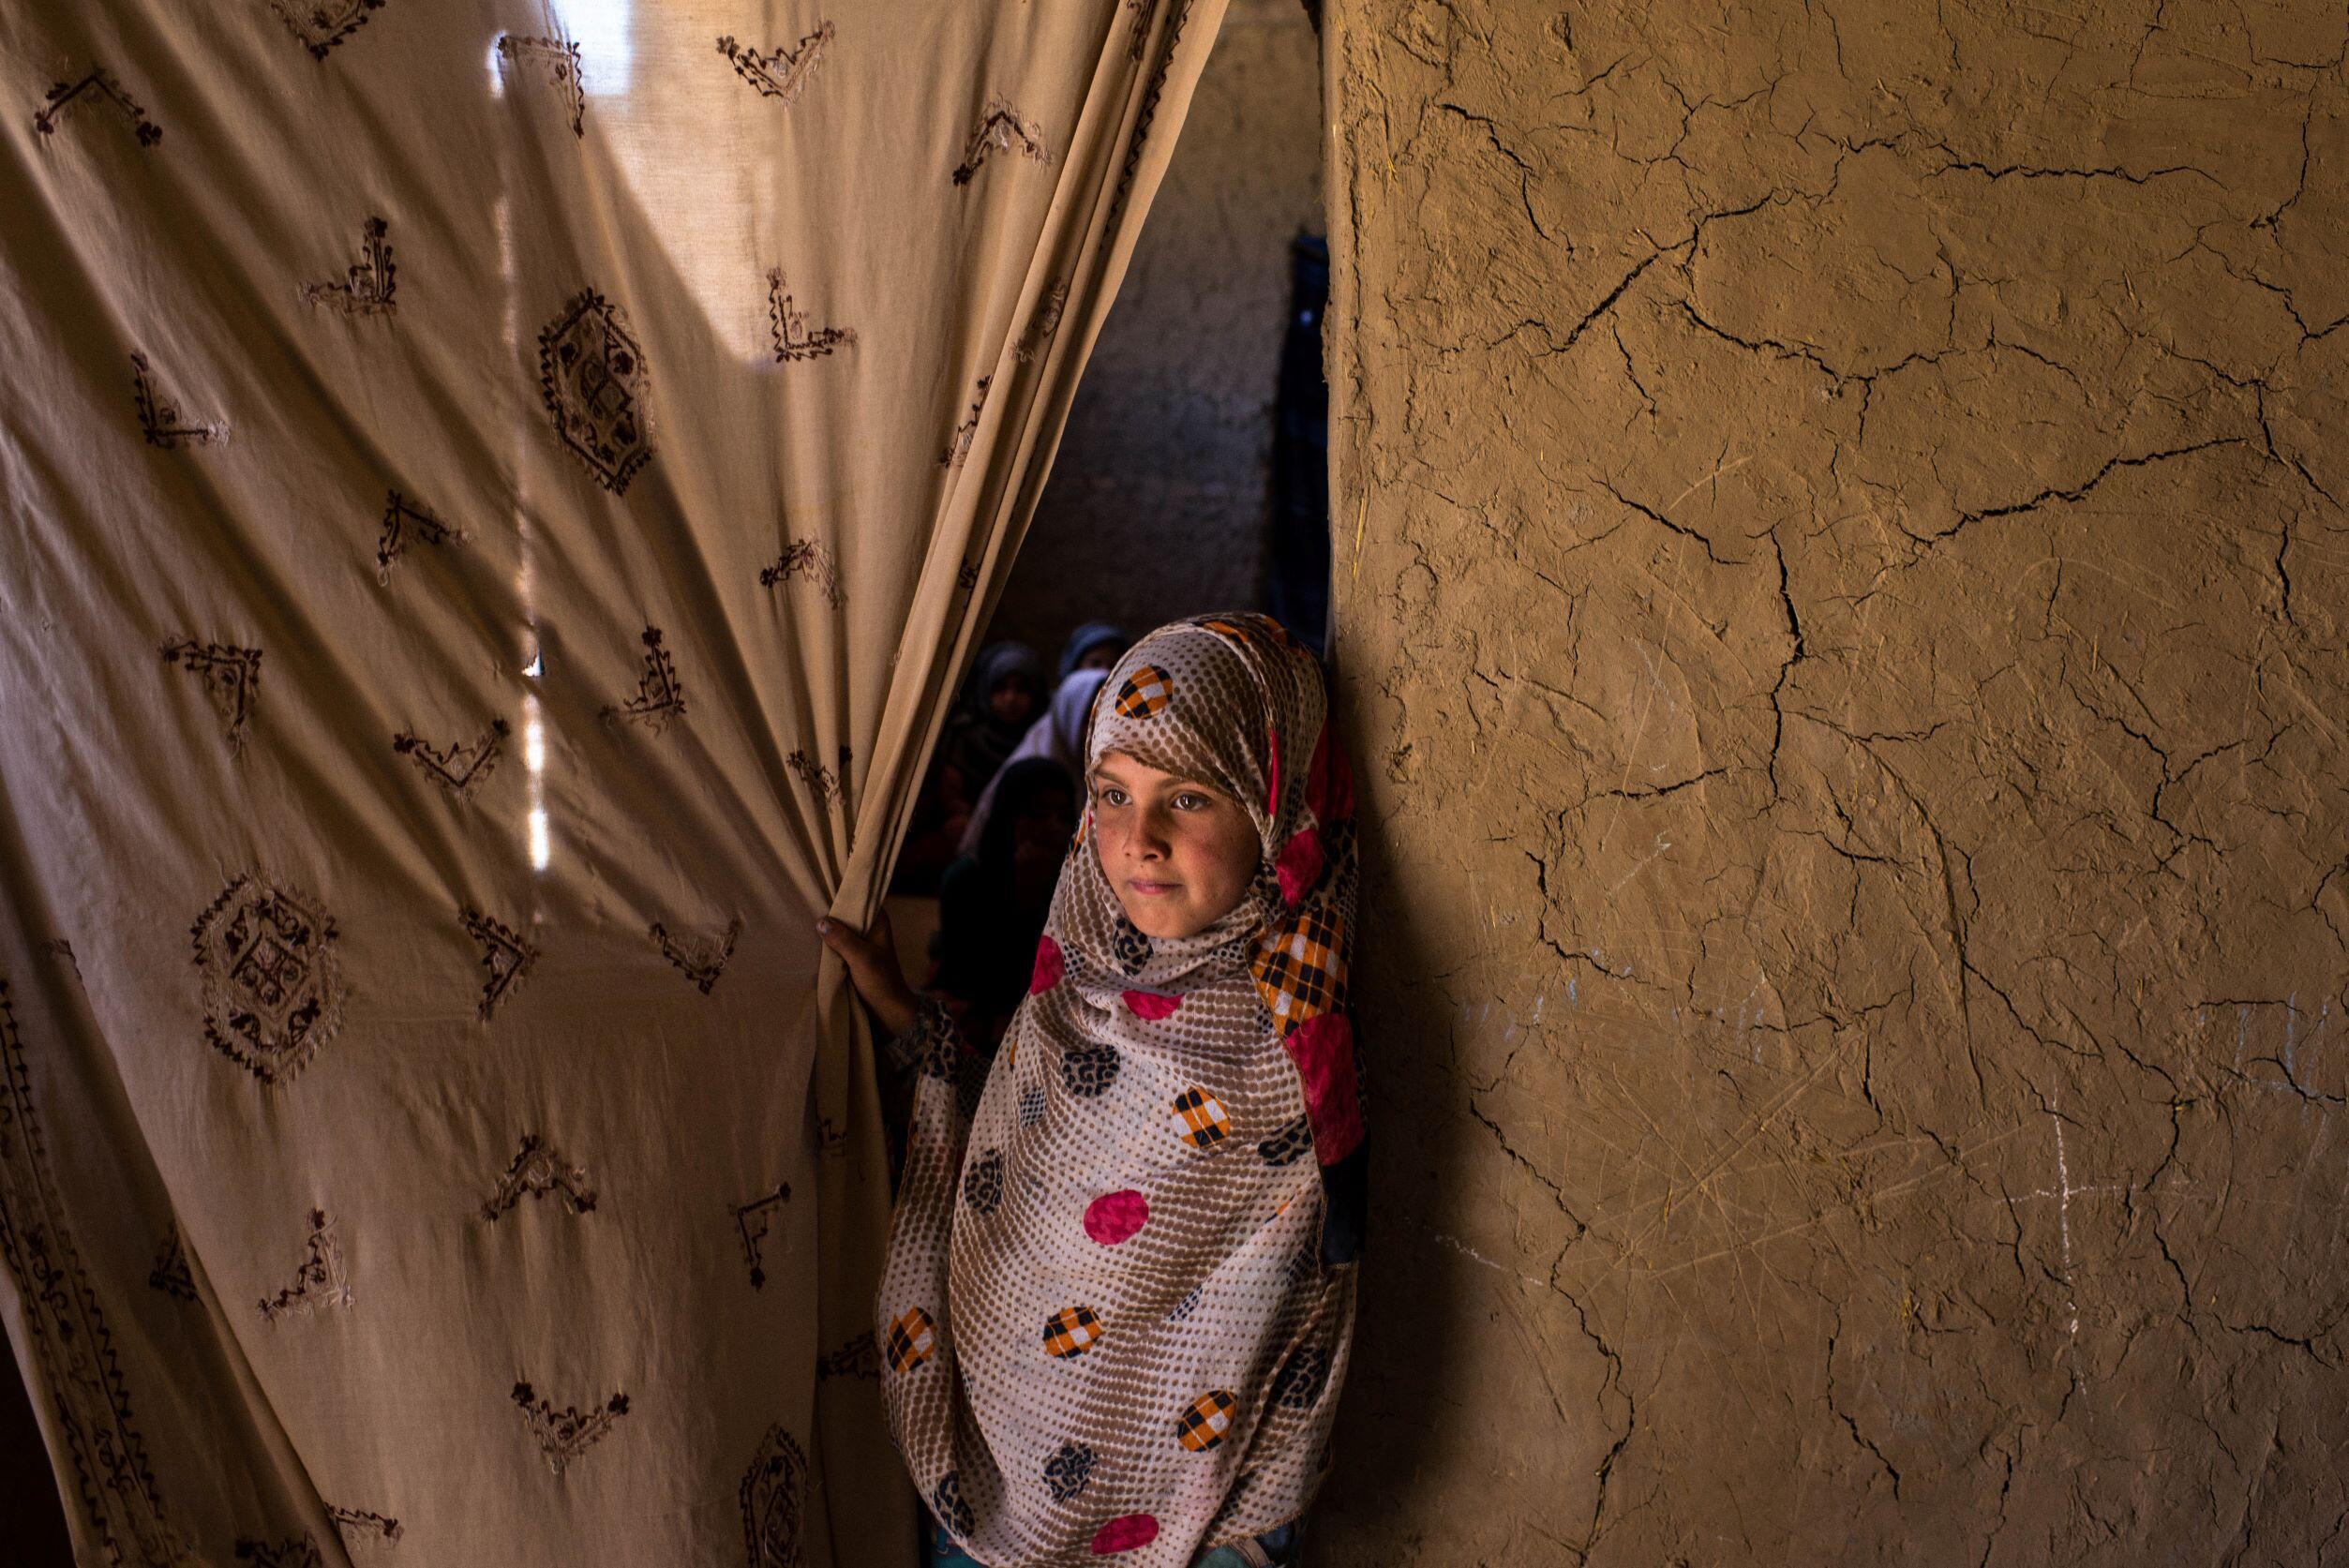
[815,910,920,1040]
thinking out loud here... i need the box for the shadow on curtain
[0,1,1231,1562]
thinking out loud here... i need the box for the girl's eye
[1174,792,1209,811]
[1097,786,1128,807]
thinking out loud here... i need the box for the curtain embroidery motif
[131,351,224,447]
[759,540,844,606]
[766,268,855,362]
[538,290,653,493]
[0,984,180,1563]
[192,873,345,1085]
[1015,281,1068,364]
[732,1182,791,1288]
[269,0,388,60]
[234,1534,323,1567]
[785,746,850,804]
[940,376,991,468]
[258,1208,352,1321]
[602,625,685,731]
[327,1507,402,1547]
[481,1134,596,1219]
[393,718,508,798]
[494,34,586,137]
[740,1425,809,1568]
[303,217,396,314]
[511,1382,629,1475]
[374,489,460,580]
[32,67,162,145]
[161,637,262,753]
[1108,0,1199,228]
[815,1331,879,1381]
[148,1223,198,1301]
[716,24,832,106]
[650,916,740,994]
[951,97,1048,185]
[458,906,537,1022]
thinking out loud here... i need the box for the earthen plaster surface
[1313,1,2349,1561]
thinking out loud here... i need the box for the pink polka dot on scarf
[1090,1515,1160,1555]
[1276,829,1324,905]
[1083,1188,1148,1245]
[1031,933,1063,993]
[1121,989,1181,1020]
[1284,1012,1365,1165]
[1307,724,1354,823]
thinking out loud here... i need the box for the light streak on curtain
[0,1,1230,1562]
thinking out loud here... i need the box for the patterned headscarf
[877,612,1365,1565]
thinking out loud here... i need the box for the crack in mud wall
[1315,1,2348,1561]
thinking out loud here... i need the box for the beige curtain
[0,2,1229,1563]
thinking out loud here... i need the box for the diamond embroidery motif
[302,216,396,312]
[741,1424,809,1567]
[258,1208,351,1321]
[537,289,653,493]
[270,0,388,59]
[192,872,344,1084]
[393,718,508,798]
[511,1381,629,1475]
[481,1133,596,1220]
[161,637,262,753]
[718,23,832,104]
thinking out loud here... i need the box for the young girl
[822,613,1365,1567]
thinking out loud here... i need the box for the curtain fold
[0,2,1230,1563]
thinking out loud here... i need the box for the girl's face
[1087,751,1260,939]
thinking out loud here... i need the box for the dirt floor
[1309,1,2349,1561]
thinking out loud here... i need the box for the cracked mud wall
[1313,2,2348,1562]
[991,0,1322,654]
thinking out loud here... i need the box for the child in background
[957,666,1109,860]
[934,756,1080,1056]
[822,613,1365,1567]
[897,642,1046,893]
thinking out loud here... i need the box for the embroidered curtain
[0,2,1230,1563]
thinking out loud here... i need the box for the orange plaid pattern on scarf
[887,1307,937,1373]
[1251,901,1345,1036]
[1112,664,1172,719]
[1042,1304,1106,1358]
[1174,1388,1238,1452]
[1169,1086,1230,1149]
